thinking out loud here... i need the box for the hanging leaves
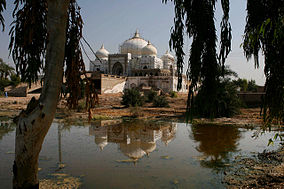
[163,0,232,118]
[0,0,6,31]
[64,0,85,109]
[243,0,284,124]
[9,0,47,85]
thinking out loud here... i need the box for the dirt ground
[0,93,269,125]
[0,93,283,188]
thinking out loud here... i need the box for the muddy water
[0,120,282,188]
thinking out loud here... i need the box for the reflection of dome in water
[120,141,146,160]
[120,30,148,56]
[95,137,108,150]
[162,129,175,146]
[141,142,156,156]
[96,44,109,59]
[162,135,174,146]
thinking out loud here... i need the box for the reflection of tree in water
[0,121,15,141]
[190,124,241,171]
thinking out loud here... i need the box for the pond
[0,119,282,188]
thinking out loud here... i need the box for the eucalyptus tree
[0,0,88,188]
[163,0,232,118]
[243,0,284,124]
[164,0,284,123]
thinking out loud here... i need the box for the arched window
[112,62,123,75]
[143,66,148,69]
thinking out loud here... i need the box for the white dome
[120,141,146,160]
[120,30,148,56]
[142,41,157,56]
[96,44,109,59]
[95,137,108,150]
[161,50,175,61]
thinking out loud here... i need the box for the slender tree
[11,1,70,188]
[163,0,232,118]
[1,0,95,187]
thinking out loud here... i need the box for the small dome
[120,30,148,56]
[120,141,146,160]
[141,142,156,156]
[96,44,109,59]
[161,50,175,61]
[95,137,108,150]
[142,41,157,56]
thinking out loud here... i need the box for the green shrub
[169,91,178,98]
[145,90,157,102]
[194,79,241,118]
[153,95,169,107]
[121,88,145,107]
[10,74,20,86]
[0,79,10,91]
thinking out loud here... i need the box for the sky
[0,0,265,85]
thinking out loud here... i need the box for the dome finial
[166,50,169,54]
[134,29,140,38]
[101,44,104,49]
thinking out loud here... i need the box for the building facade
[90,30,188,93]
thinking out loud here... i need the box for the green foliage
[233,78,248,92]
[121,88,145,107]
[0,59,15,80]
[0,60,20,91]
[0,78,10,91]
[153,95,169,107]
[145,90,157,102]
[10,74,20,86]
[169,91,178,98]
[243,0,284,123]
[9,0,47,84]
[163,0,232,119]
[194,66,241,118]
[247,79,258,92]
[194,79,241,118]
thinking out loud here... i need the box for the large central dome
[120,30,148,56]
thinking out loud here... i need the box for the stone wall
[125,75,189,93]
[238,92,265,107]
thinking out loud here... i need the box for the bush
[121,88,145,107]
[194,79,241,118]
[145,90,157,102]
[10,74,20,86]
[153,95,169,107]
[169,91,178,98]
[0,79,10,91]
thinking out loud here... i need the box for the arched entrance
[112,62,123,75]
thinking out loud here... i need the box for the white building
[89,30,188,93]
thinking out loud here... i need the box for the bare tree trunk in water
[13,1,70,188]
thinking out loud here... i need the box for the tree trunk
[13,1,70,188]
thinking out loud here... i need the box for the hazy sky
[0,0,265,85]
